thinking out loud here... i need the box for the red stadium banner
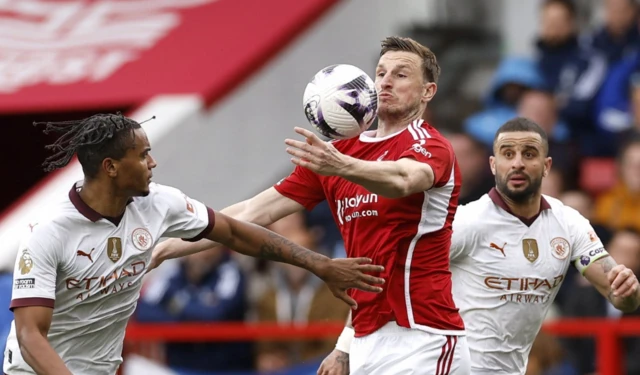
[0,0,339,114]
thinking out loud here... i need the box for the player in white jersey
[449,117,640,374]
[3,113,385,375]
[323,117,640,375]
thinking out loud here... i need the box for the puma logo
[489,242,506,257]
[77,248,96,263]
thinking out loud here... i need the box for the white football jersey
[450,189,607,375]
[4,182,214,375]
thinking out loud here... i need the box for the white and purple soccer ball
[303,64,378,140]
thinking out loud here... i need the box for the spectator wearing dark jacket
[585,0,639,65]
[535,0,608,153]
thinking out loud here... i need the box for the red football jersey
[274,119,465,337]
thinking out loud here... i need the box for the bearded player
[323,117,640,374]
[152,36,470,375]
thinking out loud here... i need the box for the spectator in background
[562,229,640,374]
[561,190,613,245]
[464,57,546,146]
[541,169,564,199]
[535,0,608,155]
[517,90,575,177]
[255,220,349,373]
[135,248,253,373]
[536,0,582,93]
[594,55,640,155]
[594,135,640,232]
[587,0,639,65]
[447,132,494,205]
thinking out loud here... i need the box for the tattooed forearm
[600,256,616,274]
[258,231,327,269]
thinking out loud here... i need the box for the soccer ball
[303,64,378,140]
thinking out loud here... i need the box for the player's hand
[285,127,355,176]
[315,257,384,309]
[317,349,350,375]
[609,264,639,298]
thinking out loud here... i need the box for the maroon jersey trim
[183,206,216,242]
[10,297,55,311]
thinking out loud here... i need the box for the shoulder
[26,197,80,243]
[544,195,595,235]
[451,195,496,242]
[399,120,451,145]
[544,195,585,221]
[455,195,494,224]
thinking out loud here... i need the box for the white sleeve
[450,208,473,261]
[10,227,59,310]
[156,184,215,242]
[565,207,608,275]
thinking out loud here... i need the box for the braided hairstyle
[34,113,142,178]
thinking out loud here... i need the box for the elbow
[383,185,411,199]
[382,178,420,199]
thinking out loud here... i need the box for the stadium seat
[579,158,618,196]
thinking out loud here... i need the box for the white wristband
[335,327,355,354]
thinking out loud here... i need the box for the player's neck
[79,178,130,218]
[376,107,425,138]
[498,189,542,219]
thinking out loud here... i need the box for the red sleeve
[273,166,325,211]
[399,135,453,187]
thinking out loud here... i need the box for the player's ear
[489,156,496,176]
[102,158,118,178]
[543,157,552,177]
[423,82,437,103]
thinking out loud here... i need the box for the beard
[378,98,421,122]
[495,171,543,203]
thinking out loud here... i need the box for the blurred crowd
[73,0,640,374]
[0,0,639,374]
[448,0,640,374]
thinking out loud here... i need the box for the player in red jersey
[151,36,469,374]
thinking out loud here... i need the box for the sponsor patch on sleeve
[574,247,609,274]
[14,278,35,290]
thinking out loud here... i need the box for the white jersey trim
[404,164,464,336]
[358,119,428,143]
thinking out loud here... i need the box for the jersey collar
[69,182,132,224]
[488,187,551,227]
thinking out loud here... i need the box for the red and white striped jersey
[274,119,465,337]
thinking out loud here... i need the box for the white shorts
[350,322,470,375]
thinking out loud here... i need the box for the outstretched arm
[339,158,434,198]
[207,211,384,309]
[583,255,640,312]
[285,127,439,198]
[152,187,304,263]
